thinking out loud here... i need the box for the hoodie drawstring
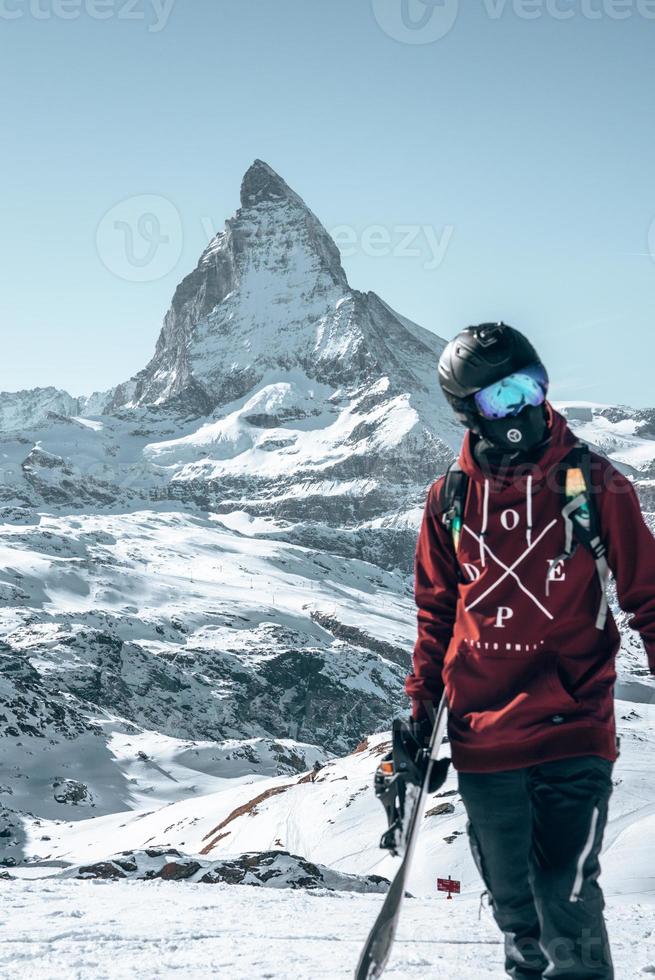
[479,474,534,560]
[526,474,533,548]
[479,479,490,566]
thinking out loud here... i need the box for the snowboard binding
[375,718,450,856]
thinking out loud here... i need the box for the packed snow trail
[0,881,653,979]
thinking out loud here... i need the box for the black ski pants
[458,756,614,980]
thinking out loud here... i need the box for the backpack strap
[439,461,469,557]
[548,442,609,630]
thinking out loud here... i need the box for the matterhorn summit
[2,161,462,533]
[101,159,456,431]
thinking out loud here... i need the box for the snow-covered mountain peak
[240,158,304,208]
[98,161,442,417]
[236,159,345,286]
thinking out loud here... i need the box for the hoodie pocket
[545,661,579,708]
[449,653,581,740]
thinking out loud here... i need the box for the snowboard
[355,691,449,980]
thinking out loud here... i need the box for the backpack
[438,442,610,630]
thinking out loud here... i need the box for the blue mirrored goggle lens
[473,363,549,420]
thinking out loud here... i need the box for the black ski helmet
[438,323,549,450]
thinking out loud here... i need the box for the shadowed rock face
[0,647,97,741]
[10,615,406,754]
[0,389,81,434]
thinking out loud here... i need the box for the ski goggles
[473,362,549,420]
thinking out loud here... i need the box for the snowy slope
[12,699,655,898]
[0,506,415,865]
[0,882,653,979]
[4,702,655,978]
[555,401,655,478]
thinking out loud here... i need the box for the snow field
[0,881,653,979]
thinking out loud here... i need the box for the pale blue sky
[2,0,654,405]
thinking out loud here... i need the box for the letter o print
[501,508,520,531]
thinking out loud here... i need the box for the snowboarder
[405,323,655,979]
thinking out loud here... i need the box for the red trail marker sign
[437,876,461,899]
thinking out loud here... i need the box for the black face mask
[477,403,548,454]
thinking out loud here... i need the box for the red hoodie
[406,409,655,773]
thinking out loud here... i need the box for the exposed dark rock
[157,861,202,881]
[64,848,390,894]
[52,779,92,806]
[425,802,456,817]
[78,862,127,880]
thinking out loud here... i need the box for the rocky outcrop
[66,847,390,893]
